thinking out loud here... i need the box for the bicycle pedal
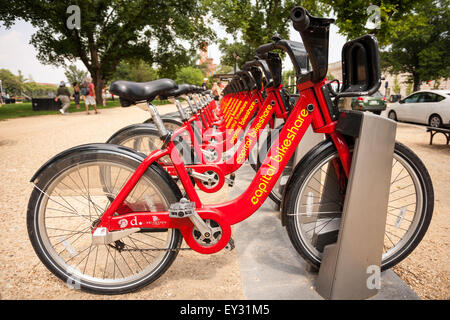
[224,237,235,251]
[169,198,196,218]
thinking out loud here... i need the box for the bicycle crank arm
[189,213,213,238]
[188,169,214,184]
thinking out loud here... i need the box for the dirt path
[0,105,244,299]
[392,122,450,300]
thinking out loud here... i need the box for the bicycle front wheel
[283,141,434,270]
[27,147,182,294]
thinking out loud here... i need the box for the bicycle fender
[30,142,147,179]
[106,123,157,143]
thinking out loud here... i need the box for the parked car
[386,90,450,128]
[337,90,387,115]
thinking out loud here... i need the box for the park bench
[426,126,450,145]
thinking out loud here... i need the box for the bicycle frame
[162,85,291,187]
[94,79,352,254]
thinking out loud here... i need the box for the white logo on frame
[118,219,128,228]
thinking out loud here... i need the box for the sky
[0,19,347,85]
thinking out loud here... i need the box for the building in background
[198,42,217,78]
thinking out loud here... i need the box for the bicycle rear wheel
[107,124,196,164]
[27,147,182,294]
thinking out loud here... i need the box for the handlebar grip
[290,6,310,31]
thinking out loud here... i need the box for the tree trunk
[91,70,105,106]
[413,72,421,92]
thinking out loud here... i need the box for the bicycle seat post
[146,102,169,137]
[192,94,201,110]
[169,97,188,122]
[184,94,198,114]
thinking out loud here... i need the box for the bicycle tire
[283,140,434,270]
[27,145,183,294]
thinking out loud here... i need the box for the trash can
[32,98,61,111]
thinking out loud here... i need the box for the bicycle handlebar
[242,59,273,87]
[290,6,335,83]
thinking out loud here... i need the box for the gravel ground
[390,122,450,300]
[0,105,448,300]
[0,105,244,300]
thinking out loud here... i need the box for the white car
[387,90,450,127]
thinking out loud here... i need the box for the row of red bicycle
[27,6,433,294]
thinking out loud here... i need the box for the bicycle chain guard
[180,209,231,254]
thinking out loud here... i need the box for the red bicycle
[27,7,433,294]
[106,55,297,194]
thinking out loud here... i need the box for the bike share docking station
[280,31,397,299]
[314,110,397,300]
[312,33,397,299]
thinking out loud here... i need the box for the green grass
[0,99,171,121]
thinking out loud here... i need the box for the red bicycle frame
[161,85,292,190]
[94,79,352,254]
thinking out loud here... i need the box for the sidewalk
[231,164,420,300]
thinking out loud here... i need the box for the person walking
[85,77,99,114]
[201,78,208,90]
[73,82,81,109]
[212,82,221,101]
[55,81,71,115]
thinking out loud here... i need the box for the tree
[64,65,88,85]
[175,66,205,86]
[0,68,56,98]
[282,69,296,92]
[393,75,401,94]
[112,60,157,83]
[0,69,23,96]
[381,0,450,91]
[298,0,424,46]
[207,0,425,70]
[206,0,297,68]
[0,1,214,104]
[215,64,233,75]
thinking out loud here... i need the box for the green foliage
[215,64,233,75]
[0,68,56,98]
[23,82,58,98]
[206,0,427,70]
[0,0,215,102]
[64,65,88,85]
[0,69,23,96]
[381,0,450,91]
[175,66,205,86]
[282,69,295,84]
[0,100,121,120]
[405,82,413,96]
[206,0,297,67]
[326,73,335,80]
[393,75,400,94]
[299,0,424,46]
[112,60,157,83]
